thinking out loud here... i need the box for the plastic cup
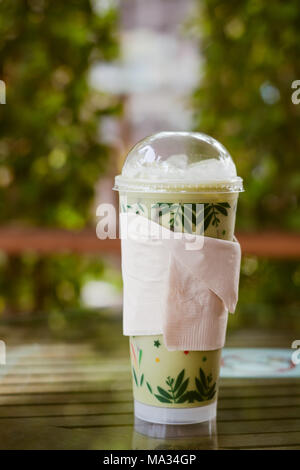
[133,416,218,449]
[114,132,243,425]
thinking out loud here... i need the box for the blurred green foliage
[233,256,300,330]
[192,0,300,231]
[0,252,105,314]
[192,0,300,328]
[0,0,299,328]
[0,0,120,314]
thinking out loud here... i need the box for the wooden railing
[0,228,299,258]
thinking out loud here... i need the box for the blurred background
[0,0,299,343]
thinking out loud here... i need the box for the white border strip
[134,400,217,425]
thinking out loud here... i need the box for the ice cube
[166,154,188,169]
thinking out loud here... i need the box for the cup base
[134,400,217,425]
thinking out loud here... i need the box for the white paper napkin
[121,213,241,351]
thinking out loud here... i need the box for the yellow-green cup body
[120,189,238,424]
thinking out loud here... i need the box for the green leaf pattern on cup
[154,370,190,404]
[131,341,144,388]
[195,368,216,401]
[153,202,230,233]
[204,202,230,229]
[151,368,216,404]
[146,382,153,394]
[130,338,218,405]
[121,201,230,234]
[132,367,138,387]
[121,202,146,215]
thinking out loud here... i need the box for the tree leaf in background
[0,0,120,313]
[190,1,300,331]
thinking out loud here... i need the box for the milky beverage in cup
[114,132,243,425]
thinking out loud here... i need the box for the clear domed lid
[114,132,243,193]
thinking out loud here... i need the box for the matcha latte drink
[114,132,243,425]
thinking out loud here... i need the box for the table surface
[0,318,299,450]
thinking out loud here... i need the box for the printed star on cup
[154,339,161,348]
